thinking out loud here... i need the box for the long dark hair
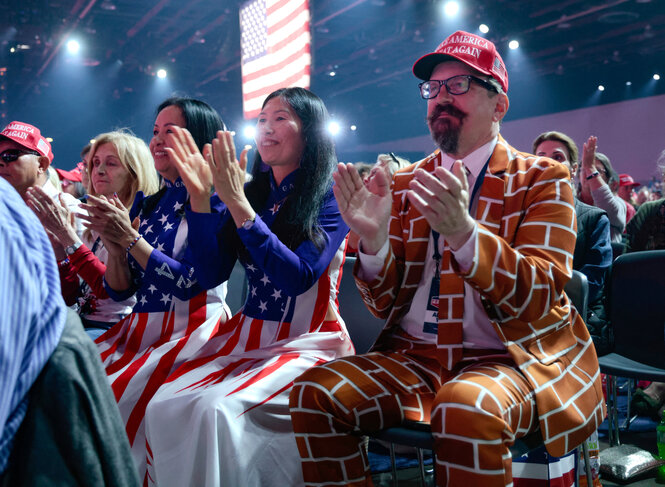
[244,87,337,251]
[156,96,226,151]
[142,97,226,216]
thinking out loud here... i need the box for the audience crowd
[1,26,664,487]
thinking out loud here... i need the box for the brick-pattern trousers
[289,337,538,487]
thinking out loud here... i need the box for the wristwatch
[64,241,83,255]
[241,216,255,230]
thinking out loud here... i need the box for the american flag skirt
[96,287,228,480]
[142,249,354,487]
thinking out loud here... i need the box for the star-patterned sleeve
[139,196,227,302]
[188,188,349,296]
[238,189,348,296]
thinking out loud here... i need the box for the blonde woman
[27,129,159,338]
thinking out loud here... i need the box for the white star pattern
[260,273,270,286]
[139,295,147,305]
[158,213,169,224]
[258,300,268,313]
[163,222,174,231]
[173,201,183,211]
[144,224,154,235]
[270,203,280,215]
[250,286,257,297]
[160,293,171,305]
[155,242,165,252]
[271,288,282,301]
[148,284,157,294]
[246,263,257,273]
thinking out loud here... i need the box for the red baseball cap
[0,121,53,162]
[55,167,83,183]
[619,174,640,188]
[413,30,509,93]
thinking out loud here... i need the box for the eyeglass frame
[0,148,42,163]
[418,75,499,100]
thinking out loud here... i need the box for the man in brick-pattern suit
[289,30,605,487]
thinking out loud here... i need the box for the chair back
[564,270,589,318]
[226,261,248,315]
[338,256,386,354]
[608,250,665,368]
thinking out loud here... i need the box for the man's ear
[37,156,50,174]
[493,93,509,122]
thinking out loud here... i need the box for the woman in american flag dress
[143,87,353,487]
[81,97,230,480]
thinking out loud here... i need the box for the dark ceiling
[2,0,665,167]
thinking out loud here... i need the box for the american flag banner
[240,0,311,119]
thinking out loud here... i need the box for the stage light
[156,69,167,79]
[46,137,53,143]
[626,81,632,86]
[654,74,661,81]
[508,40,519,50]
[350,125,357,131]
[243,125,255,138]
[329,71,336,77]
[443,1,460,17]
[479,24,489,34]
[327,121,340,136]
[66,39,80,55]
[598,85,605,91]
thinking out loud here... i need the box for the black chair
[339,259,593,485]
[338,255,385,354]
[597,250,665,446]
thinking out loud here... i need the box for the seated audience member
[347,152,411,253]
[533,131,613,354]
[289,31,604,486]
[142,87,353,487]
[0,176,139,486]
[26,130,160,339]
[80,97,230,480]
[577,136,626,242]
[56,165,86,199]
[0,121,83,237]
[617,173,639,223]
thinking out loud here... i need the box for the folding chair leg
[582,441,592,485]
[389,442,398,486]
[416,448,426,487]
[606,375,621,447]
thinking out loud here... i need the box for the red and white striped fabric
[240,0,311,118]
[96,287,226,480]
[513,446,576,487]
[143,243,353,487]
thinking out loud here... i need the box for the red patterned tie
[436,242,465,369]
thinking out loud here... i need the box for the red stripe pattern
[240,0,311,118]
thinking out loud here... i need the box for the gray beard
[430,120,461,154]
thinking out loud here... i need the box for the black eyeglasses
[419,75,498,99]
[0,149,40,163]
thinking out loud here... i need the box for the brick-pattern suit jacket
[354,135,606,457]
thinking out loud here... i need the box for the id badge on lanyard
[421,155,491,335]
